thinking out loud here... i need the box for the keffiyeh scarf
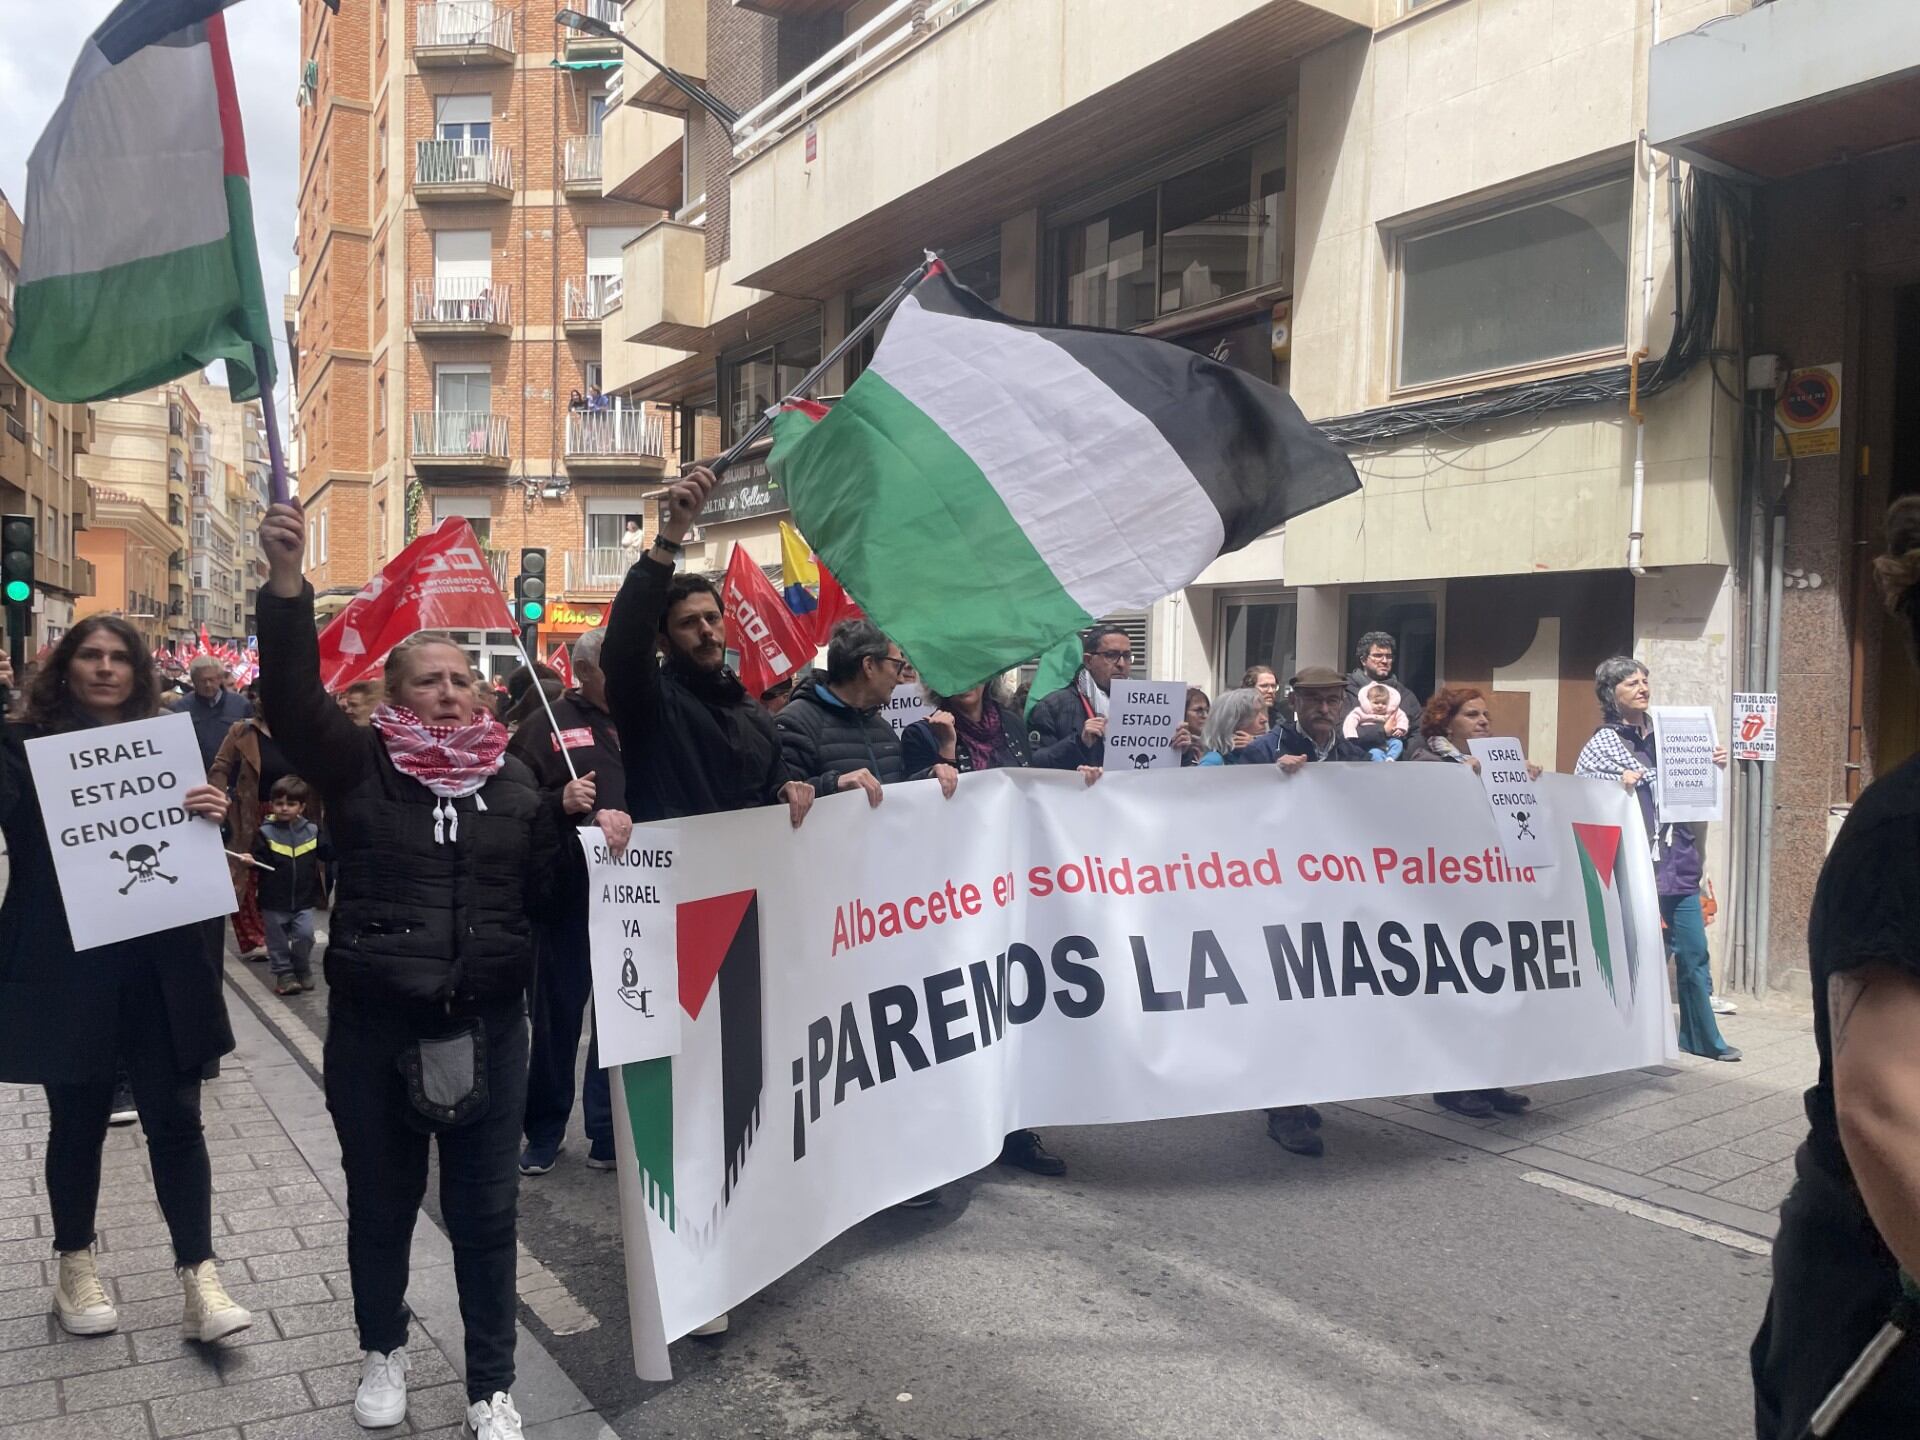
[372,703,509,799]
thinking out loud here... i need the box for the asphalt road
[267,965,1772,1440]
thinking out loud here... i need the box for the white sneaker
[179,1259,252,1342]
[53,1248,120,1335]
[1710,996,1737,1015]
[466,1391,524,1439]
[353,1346,411,1429]
[689,1312,729,1337]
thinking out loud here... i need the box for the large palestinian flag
[7,0,278,403]
[1572,822,1642,1020]
[765,264,1359,694]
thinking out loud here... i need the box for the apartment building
[0,190,96,652]
[294,0,675,669]
[75,384,201,648]
[179,372,273,637]
[596,0,1836,974]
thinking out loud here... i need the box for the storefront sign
[1649,707,1723,824]
[1774,364,1842,459]
[1732,692,1778,762]
[703,459,789,523]
[546,603,606,631]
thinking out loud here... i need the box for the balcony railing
[417,2,515,52]
[411,410,510,461]
[732,0,989,161]
[563,547,636,592]
[410,276,512,328]
[564,275,621,323]
[606,67,624,107]
[414,139,512,192]
[566,408,666,458]
[564,135,603,188]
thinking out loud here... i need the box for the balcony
[415,2,515,66]
[725,0,1367,294]
[411,277,513,337]
[563,275,622,334]
[562,135,604,197]
[620,0,706,114]
[564,0,626,60]
[562,547,637,594]
[413,140,512,202]
[410,411,511,470]
[564,408,670,474]
[733,0,861,15]
[619,221,708,347]
[604,102,683,209]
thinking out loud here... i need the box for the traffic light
[513,547,546,647]
[1,514,32,678]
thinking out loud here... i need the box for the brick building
[295,0,673,672]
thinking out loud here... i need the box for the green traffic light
[522,600,544,622]
[4,581,28,604]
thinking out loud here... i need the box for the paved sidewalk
[1350,993,1816,1239]
[0,980,613,1440]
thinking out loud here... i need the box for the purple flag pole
[253,343,292,507]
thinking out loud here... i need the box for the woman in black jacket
[0,618,250,1343]
[256,503,630,1440]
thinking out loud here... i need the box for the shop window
[1345,590,1438,709]
[1396,174,1631,389]
[722,326,821,446]
[1218,596,1297,695]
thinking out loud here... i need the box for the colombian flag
[779,521,818,617]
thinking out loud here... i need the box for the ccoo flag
[766,264,1359,694]
[6,0,278,403]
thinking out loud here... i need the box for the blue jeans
[1661,892,1730,1058]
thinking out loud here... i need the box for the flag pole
[508,630,582,784]
[710,253,939,477]
[254,344,293,507]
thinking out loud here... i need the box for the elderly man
[776,620,957,807]
[507,628,623,1176]
[171,656,252,770]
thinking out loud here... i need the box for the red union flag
[316,519,514,691]
[722,544,813,700]
[547,642,575,689]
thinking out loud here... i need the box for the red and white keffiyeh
[371,703,509,799]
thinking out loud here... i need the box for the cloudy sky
[0,0,300,413]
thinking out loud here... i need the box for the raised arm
[605,467,717,748]
[256,503,372,798]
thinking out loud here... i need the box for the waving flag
[777,521,818,618]
[766,264,1359,693]
[6,0,278,403]
[721,545,813,701]
[547,642,575,690]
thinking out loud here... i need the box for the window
[1396,174,1631,388]
[1053,132,1288,330]
[722,326,821,445]
[376,118,387,174]
[432,495,492,545]
[375,245,386,305]
[1219,595,1297,695]
[588,91,609,138]
[585,226,639,312]
[436,94,492,147]
[375,375,387,431]
[318,511,328,565]
[1344,590,1438,709]
[435,364,491,414]
[583,361,603,394]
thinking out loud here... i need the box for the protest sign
[580,829,681,1067]
[1650,707,1723,823]
[880,683,931,736]
[605,765,1669,1376]
[26,712,233,951]
[1732,693,1778,762]
[1105,679,1186,771]
[1467,738,1556,871]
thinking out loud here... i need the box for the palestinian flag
[6,0,278,404]
[1572,822,1640,1020]
[765,264,1359,694]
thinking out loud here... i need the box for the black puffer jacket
[604,554,787,821]
[1026,679,1107,770]
[777,683,926,793]
[257,585,570,1010]
[0,717,233,1086]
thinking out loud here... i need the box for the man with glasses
[1029,624,1179,771]
[776,619,959,809]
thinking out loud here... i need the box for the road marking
[1519,1170,1773,1255]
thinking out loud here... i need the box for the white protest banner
[605,765,1670,1376]
[1732,693,1778,763]
[1649,706,1723,823]
[26,712,233,951]
[879,682,930,736]
[1105,679,1186,771]
[1466,738,1556,872]
[579,829,681,1067]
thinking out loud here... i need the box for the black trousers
[324,995,528,1403]
[523,926,611,1152]
[44,958,213,1266]
[1751,1144,1920,1438]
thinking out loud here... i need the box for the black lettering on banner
[1543,920,1572,989]
[834,1001,875,1105]
[925,967,976,1063]
[1130,935,1184,1012]
[1421,925,1469,995]
[806,1016,833,1123]
[1460,921,1507,994]
[1264,923,1334,1000]
[869,985,930,1080]
[1004,943,1046,1025]
[1341,922,1385,996]
[1187,930,1247,1008]
[968,955,1007,1045]
[1050,935,1105,1018]
[1510,922,1545,991]
[1377,922,1420,996]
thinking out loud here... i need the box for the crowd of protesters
[0,460,1766,1440]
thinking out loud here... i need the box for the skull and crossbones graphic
[1132,753,1154,770]
[111,842,178,894]
[1512,812,1537,842]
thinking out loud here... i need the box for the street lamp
[554,8,740,128]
